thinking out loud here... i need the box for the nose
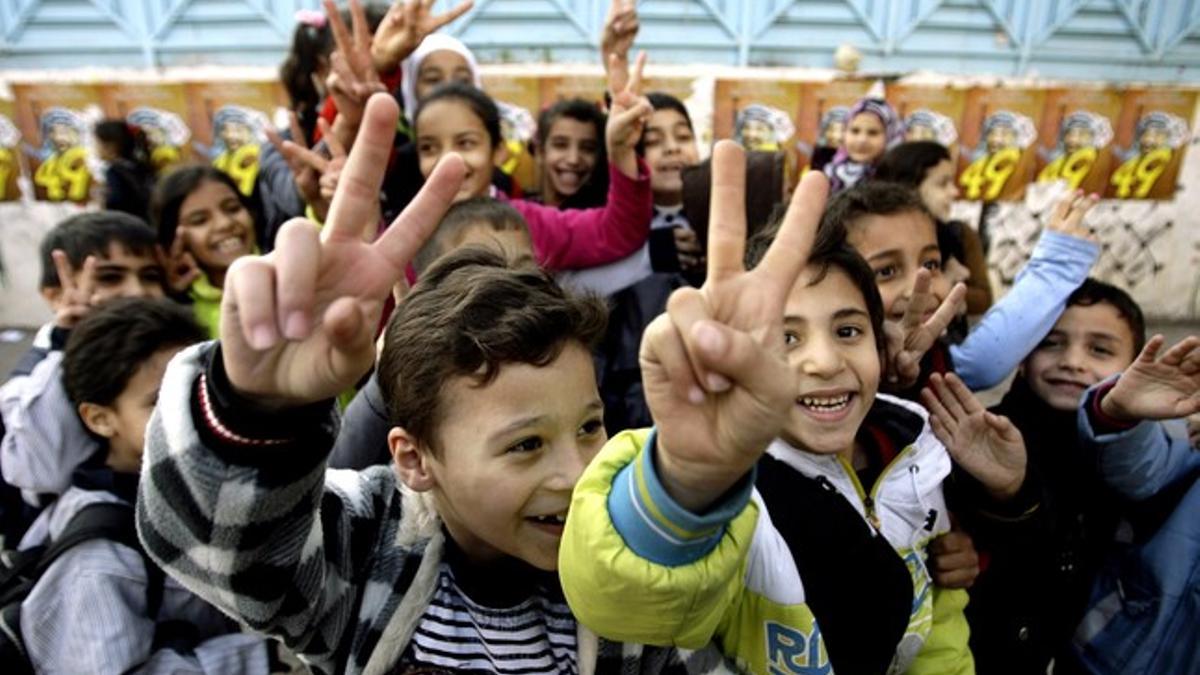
[118,275,154,298]
[798,333,844,378]
[542,441,590,493]
[1060,343,1087,370]
[564,144,582,166]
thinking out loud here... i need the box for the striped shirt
[401,560,578,674]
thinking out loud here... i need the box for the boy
[137,93,727,674]
[1,212,167,520]
[826,182,1099,392]
[920,280,1169,674]
[559,143,1023,674]
[20,297,275,673]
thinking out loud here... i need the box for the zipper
[836,445,915,532]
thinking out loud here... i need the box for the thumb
[689,320,790,406]
[324,297,379,378]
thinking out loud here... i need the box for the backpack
[0,501,165,674]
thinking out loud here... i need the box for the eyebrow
[920,244,940,256]
[485,399,604,444]
[833,308,870,320]
[865,249,901,263]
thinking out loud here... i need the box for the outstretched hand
[268,115,349,224]
[1044,189,1099,241]
[605,51,652,180]
[921,372,1026,500]
[601,0,639,96]
[220,93,463,407]
[884,269,966,389]
[322,0,387,148]
[372,0,474,74]
[641,141,829,511]
[1101,335,1200,423]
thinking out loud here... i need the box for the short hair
[746,214,886,356]
[873,141,951,188]
[536,98,606,150]
[637,92,694,156]
[818,181,933,244]
[39,211,159,289]
[151,164,259,250]
[415,82,501,149]
[62,297,206,408]
[1065,278,1146,355]
[378,248,608,453]
[413,197,531,274]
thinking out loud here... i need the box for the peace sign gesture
[605,50,651,180]
[268,115,348,223]
[220,93,463,406]
[641,142,829,511]
[372,0,475,74]
[884,269,966,388]
[322,0,388,147]
[50,250,98,329]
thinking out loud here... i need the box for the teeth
[531,514,566,525]
[214,238,243,253]
[799,393,851,410]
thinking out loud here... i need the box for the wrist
[1098,386,1135,423]
[655,440,748,513]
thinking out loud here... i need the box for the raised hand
[1101,335,1200,423]
[921,372,1026,500]
[928,529,981,589]
[884,269,966,389]
[267,115,348,223]
[323,0,387,146]
[220,93,463,407]
[372,0,474,74]
[50,251,97,329]
[159,238,202,295]
[641,142,829,511]
[1187,413,1199,448]
[601,0,639,95]
[605,51,652,180]
[1044,189,1099,241]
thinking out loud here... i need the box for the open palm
[641,142,828,509]
[220,94,462,407]
[1104,335,1200,422]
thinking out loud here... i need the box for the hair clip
[295,9,327,29]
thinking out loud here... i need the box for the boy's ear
[78,402,117,439]
[389,427,436,492]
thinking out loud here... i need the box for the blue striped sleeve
[606,428,754,566]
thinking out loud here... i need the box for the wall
[1,1,1199,82]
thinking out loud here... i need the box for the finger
[373,152,465,272]
[927,407,955,449]
[431,0,473,29]
[1158,336,1200,367]
[902,269,933,332]
[265,126,287,154]
[945,372,983,415]
[932,548,978,572]
[323,296,378,374]
[930,373,968,422]
[323,0,353,61]
[625,51,647,95]
[51,250,77,294]
[319,118,347,159]
[349,0,371,54]
[1063,191,1099,229]
[288,110,307,147]
[1135,334,1166,365]
[272,219,323,340]
[1049,190,1074,228]
[667,287,725,393]
[706,141,748,282]
[920,386,956,430]
[326,94,400,241]
[641,313,705,405]
[921,283,966,343]
[934,566,980,589]
[756,170,829,296]
[610,97,652,137]
[283,140,330,174]
[685,319,793,407]
[227,256,280,350]
[985,412,1023,443]
[75,255,97,302]
[607,53,629,94]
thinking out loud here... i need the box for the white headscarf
[399,34,482,122]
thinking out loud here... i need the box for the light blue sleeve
[1077,379,1200,501]
[951,230,1100,390]
[608,429,754,566]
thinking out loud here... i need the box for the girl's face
[846,210,948,322]
[415,50,474,103]
[642,108,699,206]
[176,179,255,283]
[416,99,503,203]
[844,112,887,164]
[538,116,600,204]
[918,158,959,222]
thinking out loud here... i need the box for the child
[94,119,157,222]
[136,92,727,675]
[1069,333,1200,674]
[920,279,1162,674]
[826,181,1100,392]
[2,212,166,514]
[152,164,261,337]
[560,144,1022,674]
[824,97,903,193]
[532,98,609,209]
[411,81,654,271]
[17,297,277,673]
[874,140,992,317]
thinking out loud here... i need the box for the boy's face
[846,210,948,321]
[80,346,183,474]
[452,223,535,268]
[642,108,699,203]
[43,243,166,309]
[780,265,881,457]
[419,343,606,571]
[538,116,600,201]
[1023,302,1137,411]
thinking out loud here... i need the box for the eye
[95,273,124,285]
[784,330,800,347]
[222,200,244,215]
[836,325,864,339]
[459,138,477,150]
[417,142,436,156]
[1090,345,1114,357]
[507,436,543,454]
[874,265,898,280]
[922,259,943,273]
[579,418,604,437]
[141,268,164,283]
[1037,337,1065,351]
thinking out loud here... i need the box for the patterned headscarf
[824,97,903,193]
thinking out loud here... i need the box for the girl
[824,97,904,193]
[410,81,653,272]
[399,33,480,134]
[532,98,609,209]
[152,165,261,338]
[93,120,156,222]
[279,9,334,145]
[875,140,993,318]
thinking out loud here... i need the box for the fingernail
[693,322,725,355]
[707,372,731,392]
[688,386,705,405]
[251,325,276,350]
[284,312,309,340]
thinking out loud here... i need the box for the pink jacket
[502,160,652,271]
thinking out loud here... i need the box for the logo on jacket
[766,621,832,675]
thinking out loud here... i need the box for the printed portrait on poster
[0,100,21,202]
[958,88,1044,201]
[1106,89,1195,200]
[1035,89,1122,195]
[185,80,287,196]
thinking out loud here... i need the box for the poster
[102,82,194,173]
[958,87,1045,201]
[889,84,967,154]
[1106,89,1195,200]
[0,97,21,202]
[184,80,285,195]
[11,83,103,203]
[1035,88,1122,195]
[713,78,805,186]
[793,79,875,173]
